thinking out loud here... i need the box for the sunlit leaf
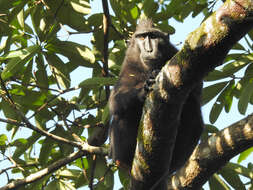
[58,169,83,180]
[238,147,253,163]
[0,134,8,146]
[46,40,95,67]
[70,0,91,15]
[17,8,24,29]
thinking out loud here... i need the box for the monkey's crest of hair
[134,18,167,37]
[136,18,154,30]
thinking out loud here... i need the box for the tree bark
[167,113,253,190]
[129,0,253,189]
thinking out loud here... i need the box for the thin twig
[102,0,111,100]
[28,86,79,120]
[89,154,97,190]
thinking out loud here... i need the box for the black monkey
[109,19,203,173]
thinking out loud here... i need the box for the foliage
[0,0,252,189]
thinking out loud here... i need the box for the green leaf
[143,0,158,17]
[202,81,228,106]
[102,104,110,124]
[238,80,253,114]
[58,169,83,180]
[70,0,91,15]
[1,45,40,80]
[79,77,117,88]
[0,45,40,61]
[46,40,95,67]
[209,80,236,123]
[222,60,249,76]
[209,174,230,190]
[219,165,246,190]
[17,8,24,29]
[130,6,139,19]
[39,138,54,165]
[0,0,17,11]
[226,162,253,179]
[21,59,33,85]
[94,169,114,190]
[59,179,76,190]
[223,80,235,113]
[248,29,253,41]
[8,0,27,27]
[1,99,20,121]
[204,124,219,133]
[205,70,228,81]
[13,133,41,159]
[44,0,90,32]
[44,179,60,190]
[232,43,246,50]
[118,167,130,189]
[44,52,70,89]
[238,147,253,163]
[0,134,8,146]
[209,101,223,124]
[35,53,49,90]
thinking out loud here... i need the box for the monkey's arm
[109,82,147,115]
[109,85,145,168]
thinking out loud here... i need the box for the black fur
[109,19,203,173]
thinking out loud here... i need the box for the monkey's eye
[139,36,145,40]
[149,33,157,39]
[136,33,147,40]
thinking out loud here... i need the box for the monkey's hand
[144,69,160,92]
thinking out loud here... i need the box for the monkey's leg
[169,82,203,173]
[109,111,141,169]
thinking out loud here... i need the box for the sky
[0,0,253,190]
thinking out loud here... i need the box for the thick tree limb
[167,113,253,190]
[130,0,253,189]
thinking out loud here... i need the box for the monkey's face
[135,31,168,69]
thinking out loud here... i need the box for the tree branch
[130,0,253,189]
[102,0,111,100]
[167,113,253,189]
[0,150,85,190]
[0,145,107,190]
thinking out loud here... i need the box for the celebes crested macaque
[109,19,203,174]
